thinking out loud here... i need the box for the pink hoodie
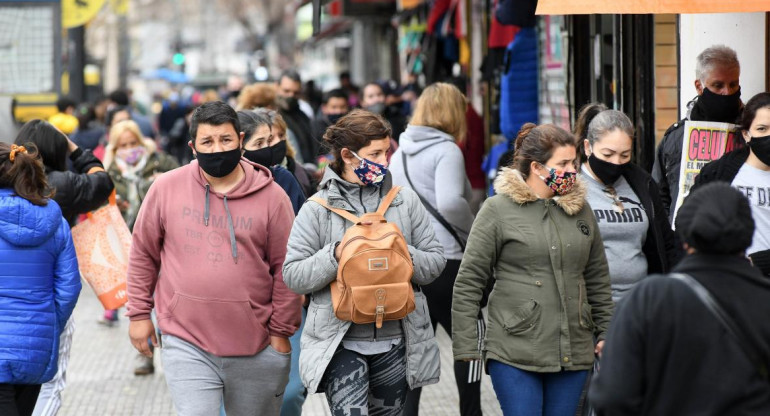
[126,159,301,357]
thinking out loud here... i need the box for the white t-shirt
[731,163,770,255]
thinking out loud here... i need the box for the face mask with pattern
[351,150,387,186]
[538,164,577,195]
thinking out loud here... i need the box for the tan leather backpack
[309,186,415,328]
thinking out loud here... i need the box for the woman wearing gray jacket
[389,82,482,416]
[282,109,445,416]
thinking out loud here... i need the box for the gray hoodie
[390,125,474,260]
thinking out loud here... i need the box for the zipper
[578,281,585,328]
[340,232,399,251]
[359,188,367,213]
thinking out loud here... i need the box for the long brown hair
[513,123,577,178]
[0,142,54,206]
[323,109,392,174]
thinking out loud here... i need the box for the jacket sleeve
[649,180,684,270]
[126,179,164,321]
[56,148,115,215]
[53,218,82,330]
[282,202,339,295]
[404,190,446,286]
[452,200,499,361]
[652,134,671,214]
[582,209,614,341]
[266,193,302,338]
[588,280,649,414]
[434,146,475,235]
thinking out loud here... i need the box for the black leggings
[0,384,41,416]
[404,259,484,416]
[320,342,408,416]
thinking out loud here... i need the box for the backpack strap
[309,197,362,224]
[376,186,402,216]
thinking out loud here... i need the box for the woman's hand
[595,340,605,357]
[66,137,78,153]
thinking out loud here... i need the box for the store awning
[536,0,770,15]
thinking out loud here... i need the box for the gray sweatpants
[161,334,290,416]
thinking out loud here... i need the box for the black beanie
[675,182,755,255]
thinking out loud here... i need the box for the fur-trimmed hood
[493,167,587,216]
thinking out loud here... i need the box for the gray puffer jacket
[283,168,446,394]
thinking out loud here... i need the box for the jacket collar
[493,167,587,216]
[318,167,400,211]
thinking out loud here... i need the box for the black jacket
[689,147,770,276]
[590,254,770,416]
[622,164,683,274]
[651,119,686,221]
[48,148,115,226]
[280,108,316,164]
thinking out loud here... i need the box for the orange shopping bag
[71,192,131,310]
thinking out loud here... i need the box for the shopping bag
[71,192,131,310]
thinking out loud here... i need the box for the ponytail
[0,143,53,206]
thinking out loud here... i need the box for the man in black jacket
[589,183,770,416]
[276,70,316,165]
[652,45,742,222]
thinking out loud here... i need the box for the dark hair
[340,71,351,81]
[189,101,240,143]
[322,89,348,105]
[324,109,391,174]
[513,123,577,178]
[108,90,130,106]
[56,96,77,112]
[740,92,770,132]
[75,103,96,127]
[573,102,608,164]
[105,106,130,127]
[675,182,754,254]
[14,120,69,172]
[236,110,272,143]
[279,70,302,85]
[0,142,54,206]
[363,82,384,94]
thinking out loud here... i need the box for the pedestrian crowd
[1,44,770,416]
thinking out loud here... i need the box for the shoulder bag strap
[401,152,466,251]
[375,186,402,216]
[308,197,361,224]
[671,273,769,381]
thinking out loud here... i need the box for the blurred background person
[579,105,682,302]
[389,82,481,416]
[361,82,407,145]
[312,89,349,155]
[590,182,770,415]
[0,142,81,416]
[236,82,278,111]
[48,97,79,136]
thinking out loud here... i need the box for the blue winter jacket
[0,188,81,384]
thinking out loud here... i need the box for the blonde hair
[104,120,147,169]
[410,82,467,143]
[236,83,277,110]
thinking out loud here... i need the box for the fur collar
[493,168,587,216]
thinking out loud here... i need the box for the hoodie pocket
[578,281,595,330]
[165,292,263,356]
[502,300,541,335]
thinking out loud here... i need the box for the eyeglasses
[603,186,625,214]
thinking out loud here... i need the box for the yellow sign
[62,0,106,29]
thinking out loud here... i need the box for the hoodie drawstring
[202,184,238,264]
[223,195,238,264]
[204,184,210,226]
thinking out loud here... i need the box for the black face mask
[242,140,287,167]
[692,87,742,123]
[749,134,770,166]
[277,96,299,112]
[588,153,629,185]
[195,147,242,178]
[327,113,345,124]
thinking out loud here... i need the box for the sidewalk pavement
[60,288,502,415]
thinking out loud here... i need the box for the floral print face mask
[351,150,388,187]
[538,164,577,196]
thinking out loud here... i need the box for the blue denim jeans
[488,360,588,416]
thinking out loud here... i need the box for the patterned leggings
[320,343,408,416]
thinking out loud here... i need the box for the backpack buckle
[375,289,386,328]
